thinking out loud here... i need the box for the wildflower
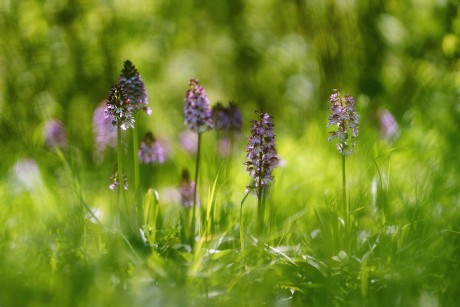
[244,111,279,193]
[119,60,151,115]
[212,102,243,157]
[105,83,135,130]
[109,165,128,191]
[212,102,230,130]
[184,78,213,133]
[376,108,398,141]
[44,119,67,149]
[138,132,165,164]
[93,101,117,160]
[327,89,359,155]
[212,102,243,133]
[179,169,198,208]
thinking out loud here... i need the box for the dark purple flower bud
[244,111,279,193]
[109,165,128,191]
[184,78,213,133]
[105,82,135,130]
[179,169,198,208]
[376,108,398,141]
[93,101,117,160]
[327,89,359,155]
[138,132,165,164]
[119,60,152,115]
[44,119,67,149]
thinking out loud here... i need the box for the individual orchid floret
[138,132,165,164]
[244,111,279,194]
[327,89,359,155]
[44,119,67,149]
[184,78,213,133]
[104,82,135,130]
[109,165,128,191]
[119,60,151,115]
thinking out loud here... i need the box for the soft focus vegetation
[1,0,459,306]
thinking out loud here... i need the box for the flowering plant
[327,89,359,155]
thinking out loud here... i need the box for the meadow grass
[1,1,458,305]
[1,94,458,307]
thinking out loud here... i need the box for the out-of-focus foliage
[1,0,460,306]
[1,0,459,156]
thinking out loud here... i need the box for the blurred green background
[1,0,459,160]
[1,0,460,306]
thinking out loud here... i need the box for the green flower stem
[116,124,124,229]
[133,115,140,189]
[190,132,202,249]
[240,190,251,259]
[132,113,142,233]
[257,187,263,232]
[143,188,158,243]
[342,154,348,236]
[257,144,264,233]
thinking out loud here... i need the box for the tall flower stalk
[243,111,279,234]
[179,169,195,243]
[327,89,359,233]
[105,82,134,228]
[184,78,213,247]
[119,60,151,232]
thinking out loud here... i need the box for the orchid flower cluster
[244,111,279,195]
[327,89,359,156]
[212,102,243,156]
[119,60,152,115]
[104,83,135,131]
[138,132,165,164]
[212,102,243,133]
[184,78,214,133]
